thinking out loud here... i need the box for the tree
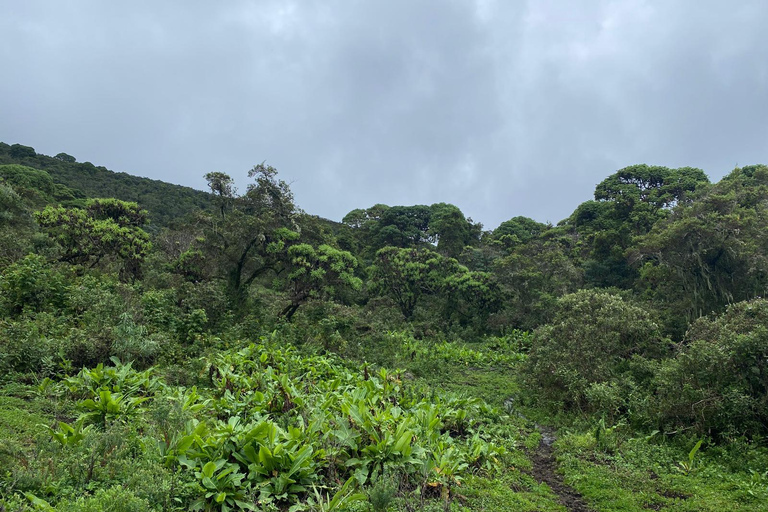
[0,164,57,206]
[199,164,298,305]
[441,269,502,330]
[566,164,710,289]
[204,171,236,218]
[369,246,445,319]
[493,230,582,330]
[35,198,152,281]
[428,203,480,258]
[9,144,35,159]
[595,164,709,211]
[342,204,435,256]
[376,205,433,247]
[278,244,362,320]
[631,165,768,336]
[54,152,76,163]
[491,216,547,247]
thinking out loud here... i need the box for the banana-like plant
[44,418,93,447]
[54,339,510,510]
[78,389,149,426]
[189,459,254,512]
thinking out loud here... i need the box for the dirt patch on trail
[529,426,593,512]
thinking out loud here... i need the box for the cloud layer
[2,1,767,228]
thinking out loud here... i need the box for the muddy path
[529,425,593,512]
[531,425,592,512]
[504,398,592,511]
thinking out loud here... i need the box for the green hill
[0,142,213,228]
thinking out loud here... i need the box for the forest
[1,140,767,511]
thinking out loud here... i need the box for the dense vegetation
[1,143,767,511]
[0,143,213,229]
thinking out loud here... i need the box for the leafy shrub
[112,312,162,367]
[523,289,669,412]
[140,288,179,332]
[0,163,55,205]
[0,311,70,376]
[0,182,36,267]
[0,254,69,317]
[650,298,768,438]
[54,485,154,512]
[64,276,141,367]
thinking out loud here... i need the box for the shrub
[0,254,69,317]
[523,289,669,412]
[0,311,70,376]
[62,276,146,367]
[650,298,768,438]
[55,485,154,512]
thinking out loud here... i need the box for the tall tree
[199,163,298,305]
[491,216,547,247]
[428,203,480,258]
[369,246,444,320]
[493,230,582,330]
[567,164,710,289]
[204,171,236,218]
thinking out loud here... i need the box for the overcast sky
[2,1,767,229]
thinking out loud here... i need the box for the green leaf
[202,460,217,478]
[689,439,704,463]
[259,444,274,469]
[287,445,313,477]
[24,493,55,512]
[176,434,195,453]
[393,430,413,454]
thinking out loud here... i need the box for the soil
[529,425,593,512]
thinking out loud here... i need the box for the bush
[64,276,138,367]
[0,312,70,376]
[55,485,155,512]
[650,298,768,438]
[522,289,669,412]
[0,254,69,317]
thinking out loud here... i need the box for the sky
[2,1,767,229]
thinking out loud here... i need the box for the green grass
[555,430,768,511]
[460,473,566,512]
[0,383,61,448]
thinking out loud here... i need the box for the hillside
[0,142,214,228]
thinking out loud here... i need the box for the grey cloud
[1,0,767,229]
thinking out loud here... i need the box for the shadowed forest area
[1,141,767,511]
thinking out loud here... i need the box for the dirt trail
[529,425,593,512]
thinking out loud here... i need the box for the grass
[460,473,567,512]
[0,382,61,450]
[555,429,768,511]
